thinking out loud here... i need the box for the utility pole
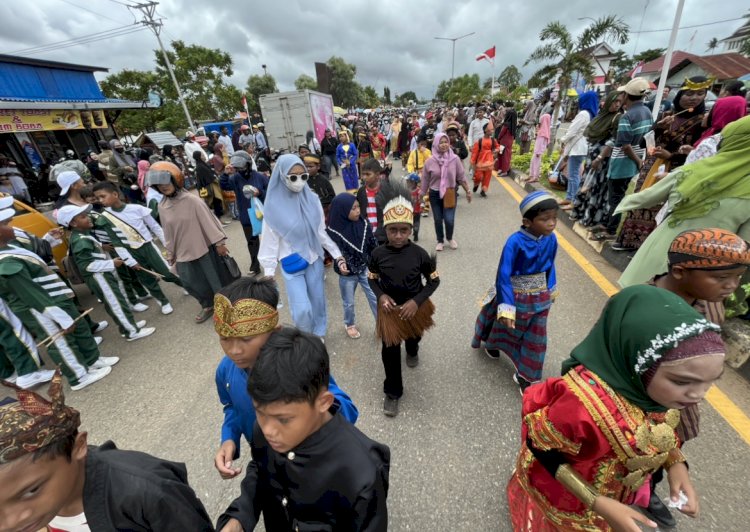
[651,0,685,120]
[130,1,194,130]
[434,32,476,88]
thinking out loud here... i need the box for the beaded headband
[382,196,414,226]
[213,294,279,338]
[680,77,714,91]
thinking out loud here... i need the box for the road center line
[495,174,750,447]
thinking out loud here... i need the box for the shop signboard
[0,109,108,132]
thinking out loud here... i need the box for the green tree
[245,74,278,113]
[633,47,665,63]
[526,15,629,153]
[609,49,635,85]
[99,69,162,134]
[741,38,750,57]
[383,86,391,104]
[444,74,483,105]
[294,74,318,91]
[361,85,380,108]
[497,65,522,91]
[394,91,417,107]
[434,80,451,102]
[326,56,364,107]
[706,37,720,54]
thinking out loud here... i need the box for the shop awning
[0,96,155,111]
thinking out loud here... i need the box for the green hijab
[561,285,719,412]
[584,91,623,144]
[669,115,750,227]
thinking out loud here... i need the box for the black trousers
[382,336,420,399]
[242,225,261,273]
[605,178,631,234]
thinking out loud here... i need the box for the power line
[10,26,148,56]
[60,0,130,25]
[8,24,141,54]
[633,16,745,34]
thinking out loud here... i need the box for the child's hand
[102,243,114,253]
[500,317,515,330]
[667,462,699,517]
[379,294,397,312]
[399,299,418,320]
[220,518,244,532]
[593,496,657,531]
[337,257,349,275]
[214,440,242,479]
[132,263,143,270]
[113,258,124,268]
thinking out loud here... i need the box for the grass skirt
[377,299,435,347]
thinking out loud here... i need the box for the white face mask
[284,176,307,193]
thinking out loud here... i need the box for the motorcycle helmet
[147,160,184,189]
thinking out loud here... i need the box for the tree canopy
[294,74,318,91]
[245,74,278,113]
[497,65,522,91]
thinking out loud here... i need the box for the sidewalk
[508,166,750,381]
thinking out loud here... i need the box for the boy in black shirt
[368,183,440,416]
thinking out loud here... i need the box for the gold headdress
[382,196,414,226]
[680,77,714,91]
[213,294,279,337]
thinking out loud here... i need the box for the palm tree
[706,37,720,54]
[525,16,629,155]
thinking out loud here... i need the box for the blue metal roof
[0,95,131,103]
[0,61,105,101]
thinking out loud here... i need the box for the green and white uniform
[95,205,182,306]
[0,296,43,380]
[0,245,99,385]
[69,230,140,337]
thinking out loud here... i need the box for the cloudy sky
[1,0,748,99]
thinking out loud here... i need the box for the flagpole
[651,0,684,120]
[491,59,496,98]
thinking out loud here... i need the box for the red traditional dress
[371,132,386,161]
[507,365,682,531]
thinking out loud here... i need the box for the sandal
[195,307,214,323]
[590,232,616,242]
[346,325,361,339]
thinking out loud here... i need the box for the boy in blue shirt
[213,276,358,479]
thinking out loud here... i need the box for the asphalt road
[19,162,750,531]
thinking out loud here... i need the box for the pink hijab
[431,132,459,197]
[537,114,551,140]
[137,160,150,193]
[694,96,746,147]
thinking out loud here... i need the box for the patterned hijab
[669,115,750,226]
[561,285,721,412]
[0,371,80,464]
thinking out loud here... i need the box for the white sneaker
[435,243,444,252]
[138,294,154,302]
[91,356,119,369]
[136,320,146,328]
[93,320,109,333]
[127,326,156,341]
[131,302,149,312]
[161,303,174,315]
[4,371,18,384]
[16,369,56,389]
[71,366,111,391]
[94,336,103,346]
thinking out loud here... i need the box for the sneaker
[421,212,428,217]
[127,326,156,342]
[472,184,479,193]
[480,190,487,198]
[16,369,56,389]
[138,294,154,301]
[136,320,146,328]
[3,371,18,384]
[92,320,109,333]
[383,396,399,417]
[435,243,444,252]
[484,348,501,359]
[94,336,103,346]
[406,354,419,368]
[131,302,149,312]
[643,491,676,528]
[91,356,119,369]
[513,372,532,395]
[161,303,174,315]
[71,366,111,391]
[448,240,458,250]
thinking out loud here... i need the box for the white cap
[56,204,91,228]
[57,171,82,196]
[0,208,14,223]
[0,195,14,210]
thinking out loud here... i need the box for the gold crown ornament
[680,77,714,91]
[382,196,414,226]
[213,294,279,338]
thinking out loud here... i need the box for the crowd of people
[1,75,750,531]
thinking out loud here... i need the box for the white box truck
[259,90,336,153]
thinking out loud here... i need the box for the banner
[0,109,108,132]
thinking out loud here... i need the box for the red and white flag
[476,46,496,65]
[630,61,644,79]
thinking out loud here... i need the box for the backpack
[62,247,85,285]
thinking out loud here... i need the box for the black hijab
[672,76,708,118]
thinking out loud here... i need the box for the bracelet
[663,448,687,470]
[555,464,598,509]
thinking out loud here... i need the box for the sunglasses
[287,172,309,182]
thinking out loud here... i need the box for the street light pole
[434,32,476,87]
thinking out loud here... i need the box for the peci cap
[0,195,14,210]
[617,78,651,96]
[0,208,14,223]
[57,171,82,196]
[56,204,92,228]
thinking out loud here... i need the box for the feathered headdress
[377,179,414,227]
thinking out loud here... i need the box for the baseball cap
[57,204,92,228]
[0,195,14,210]
[617,78,651,96]
[241,124,250,131]
[57,171,82,196]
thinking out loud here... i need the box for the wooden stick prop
[37,308,94,348]
[136,267,164,279]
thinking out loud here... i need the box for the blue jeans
[566,155,585,201]
[339,270,378,327]
[429,189,456,243]
[281,257,327,337]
